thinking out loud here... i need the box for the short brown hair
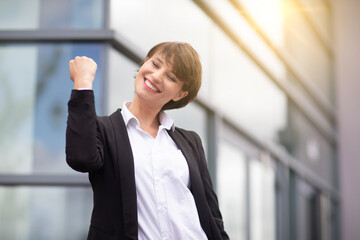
[145,42,202,110]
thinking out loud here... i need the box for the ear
[172,90,188,102]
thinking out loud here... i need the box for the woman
[66,42,229,240]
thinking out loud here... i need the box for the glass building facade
[0,0,339,239]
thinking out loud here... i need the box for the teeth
[145,80,159,92]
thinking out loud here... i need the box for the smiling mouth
[144,79,160,93]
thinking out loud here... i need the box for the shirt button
[158,206,166,212]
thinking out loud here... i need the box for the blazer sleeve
[65,90,104,173]
[191,132,230,240]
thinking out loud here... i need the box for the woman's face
[133,53,188,110]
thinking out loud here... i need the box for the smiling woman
[66,42,229,240]
[143,42,202,110]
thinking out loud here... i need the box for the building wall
[335,0,360,239]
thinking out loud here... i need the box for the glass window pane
[106,47,139,114]
[296,179,321,240]
[0,45,37,173]
[0,186,92,240]
[330,200,340,240]
[208,0,285,80]
[0,0,40,29]
[217,140,247,240]
[278,102,335,185]
[250,159,276,240]
[211,26,288,143]
[0,0,104,29]
[320,194,332,240]
[0,43,104,174]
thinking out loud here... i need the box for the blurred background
[0,0,359,239]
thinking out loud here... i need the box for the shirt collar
[121,102,137,127]
[158,110,175,132]
[121,102,175,132]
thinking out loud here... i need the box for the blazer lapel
[167,128,212,239]
[109,109,138,239]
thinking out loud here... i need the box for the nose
[152,69,164,83]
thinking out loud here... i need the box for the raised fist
[69,56,97,89]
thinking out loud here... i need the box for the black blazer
[66,90,229,240]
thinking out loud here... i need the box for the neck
[128,97,162,136]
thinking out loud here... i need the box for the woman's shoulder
[173,126,202,145]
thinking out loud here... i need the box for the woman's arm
[65,57,104,172]
[66,90,104,172]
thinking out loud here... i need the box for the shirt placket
[152,137,172,240]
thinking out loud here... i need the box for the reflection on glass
[283,0,333,103]
[217,141,247,240]
[0,43,104,174]
[250,158,276,240]
[0,0,104,29]
[0,186,92,240]
[235,0,283,45]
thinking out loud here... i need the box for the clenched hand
[69,56,97,89]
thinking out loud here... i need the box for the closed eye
[152,61,159,68]
[167,74,177,82]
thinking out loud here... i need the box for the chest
[127,127,191,188]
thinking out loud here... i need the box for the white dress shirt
[121,102,208,240]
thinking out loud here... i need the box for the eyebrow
[155,56,164,64]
